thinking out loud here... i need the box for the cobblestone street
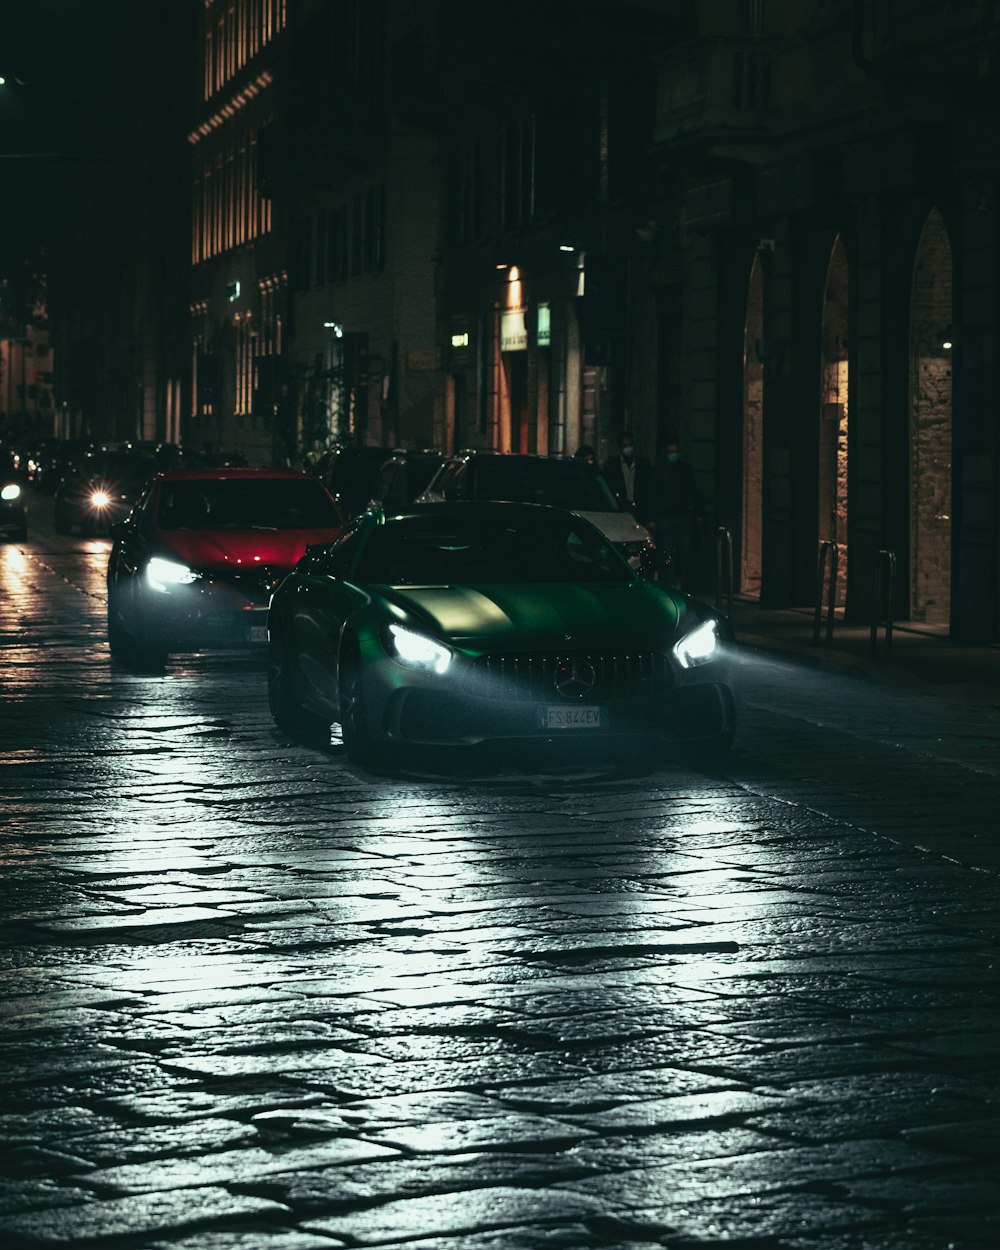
[2,496,999,1249]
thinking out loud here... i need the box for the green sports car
[266,501,737,764]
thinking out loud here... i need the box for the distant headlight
[385,623,452,674]
[146,556,200,593]
[673,619,719,668]
[90,490,111,508]
[1,484,21,502]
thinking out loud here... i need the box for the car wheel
[107,584,168,671]
[339,644,382,765]
[267,623,330,747]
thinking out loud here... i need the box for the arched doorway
[741,255,764,598]
[819,237,849,608]
[908,209,953,628]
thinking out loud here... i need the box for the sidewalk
[728,598,1000,712]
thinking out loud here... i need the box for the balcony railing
[654,37,776,155]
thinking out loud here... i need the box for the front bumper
[0,503,27,533]
[140,577,271,648]
[356,642,737,749]
[386,684,735,746]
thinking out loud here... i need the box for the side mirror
[303,542,334,559]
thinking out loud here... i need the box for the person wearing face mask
[651,436,705,588]
[601,430,654,523]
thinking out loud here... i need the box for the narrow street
[1,490,999,1250]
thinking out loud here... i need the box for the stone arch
[818,236,849,607]
[741,254,764,598]
[908,208,953,628]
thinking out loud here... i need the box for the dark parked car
[1,452,28,541]
[107,467,346,668]
[267,501,737,764]
[30,438,96,491]
[54,451,158,535]
[417,451,653,568]
[315,444,394,520]
[367,448,447,512]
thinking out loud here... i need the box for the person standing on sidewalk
[650,435,705,587]
[602,430,654,523]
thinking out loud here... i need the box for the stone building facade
[177,0,999,641]
[188,0,290,465]
[637,0,999,640]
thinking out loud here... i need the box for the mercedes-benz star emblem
[553,656,596,700]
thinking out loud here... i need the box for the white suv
[417,452,653,568]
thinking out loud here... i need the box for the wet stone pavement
[1,504,999,1250]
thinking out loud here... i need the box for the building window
[741,0,764,36]
[501,117,535,233]
[235,313,257,417]
[351,195,363,276]
[202,0,288,102]
[364,185,386,272]
[315,209,327,288]
[446,138,485,245]
[192,122,272,263]
[327,205,348,283]
[292,216,313,291]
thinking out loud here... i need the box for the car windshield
[354,512,633,585]
[156,478,341,530]
[471,459,620,512]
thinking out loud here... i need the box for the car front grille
[466,650,674,702]
[205,569,286,600]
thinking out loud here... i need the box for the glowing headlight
[146,556,200,593]
[673,619,719,668]
[385,623,452,674]
[90,490,112,509]
[1,484,21,502]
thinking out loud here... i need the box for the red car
[106,467,345,668]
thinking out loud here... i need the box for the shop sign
[536,302,551,347]
[501,308,527,352]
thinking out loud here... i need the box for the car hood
[163,528,342,572]
[572,509,652,544]
[376,581,683,648]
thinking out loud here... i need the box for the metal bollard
[715,526,734,627]
[813,540,839,646]
[870,549,896,659]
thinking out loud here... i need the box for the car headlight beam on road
[385,623,452,674]
[673,619,719,669]
[146,556,201,593]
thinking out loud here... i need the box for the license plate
[542,706,602,729]
[248,625,268,643]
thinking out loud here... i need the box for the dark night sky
[1,0,152,291]
[2,0,136,155]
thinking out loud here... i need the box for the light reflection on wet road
[1,496,999,1249]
